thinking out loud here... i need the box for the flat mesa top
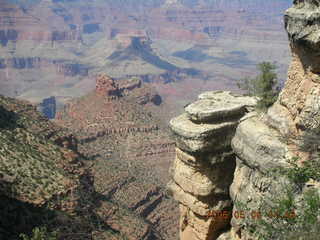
[185,91,257,122]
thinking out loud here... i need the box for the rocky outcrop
[95,74,120,97]
[118,77,142,93]
[119,77,162,105]
[94,74,163,106]
[168,91,257,240]
[95,74,144,98]
[228,115,294,239]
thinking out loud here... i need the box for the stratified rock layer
[267,0,320,136]
[56,76,179,240]
[170,113,238,153]
[168,91,256,240]
[170,92,257,153]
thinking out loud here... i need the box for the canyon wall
[168,0,320,239]
[0,0,291,111]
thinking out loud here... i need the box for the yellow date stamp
[206,210,296,220]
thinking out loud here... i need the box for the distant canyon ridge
[0,0,291,117]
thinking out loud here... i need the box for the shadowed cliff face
[0,29,18,46]
[109,37,178,72]
[0,94,164,240]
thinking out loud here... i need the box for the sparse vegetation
[236,131,320,240]
[20,227,57,240]
[246,186,320,240]
[0,90,174,239]
[0,95,124,239]
[280,156,320,186]
[237,61,280,111]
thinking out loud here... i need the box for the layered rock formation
[267,0,320,137]
[94,74,162,105]
[169,1,320,239]
[168,92,257,239]
[0,0,290,114]
[229,1,320,239]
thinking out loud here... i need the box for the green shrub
[278,130,320,186]
[19,227,57,240]
[237,62,280,111]
[236,157,320,240]
[251,188,320,240]
[283,156,320,186]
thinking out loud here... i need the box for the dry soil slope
[55,76,180,240]
[0,95,158,240]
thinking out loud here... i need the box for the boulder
[186,91,257,122]
[231,117,290,173]
[170,113,238,152]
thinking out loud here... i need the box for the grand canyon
[3,1,318,240]
[0,0,291,113]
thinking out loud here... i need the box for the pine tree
[237,62,280,110]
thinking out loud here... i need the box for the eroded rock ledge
[168,91,257,240]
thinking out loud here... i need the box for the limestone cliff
[168,1,320,239]
[168,92,257,239]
